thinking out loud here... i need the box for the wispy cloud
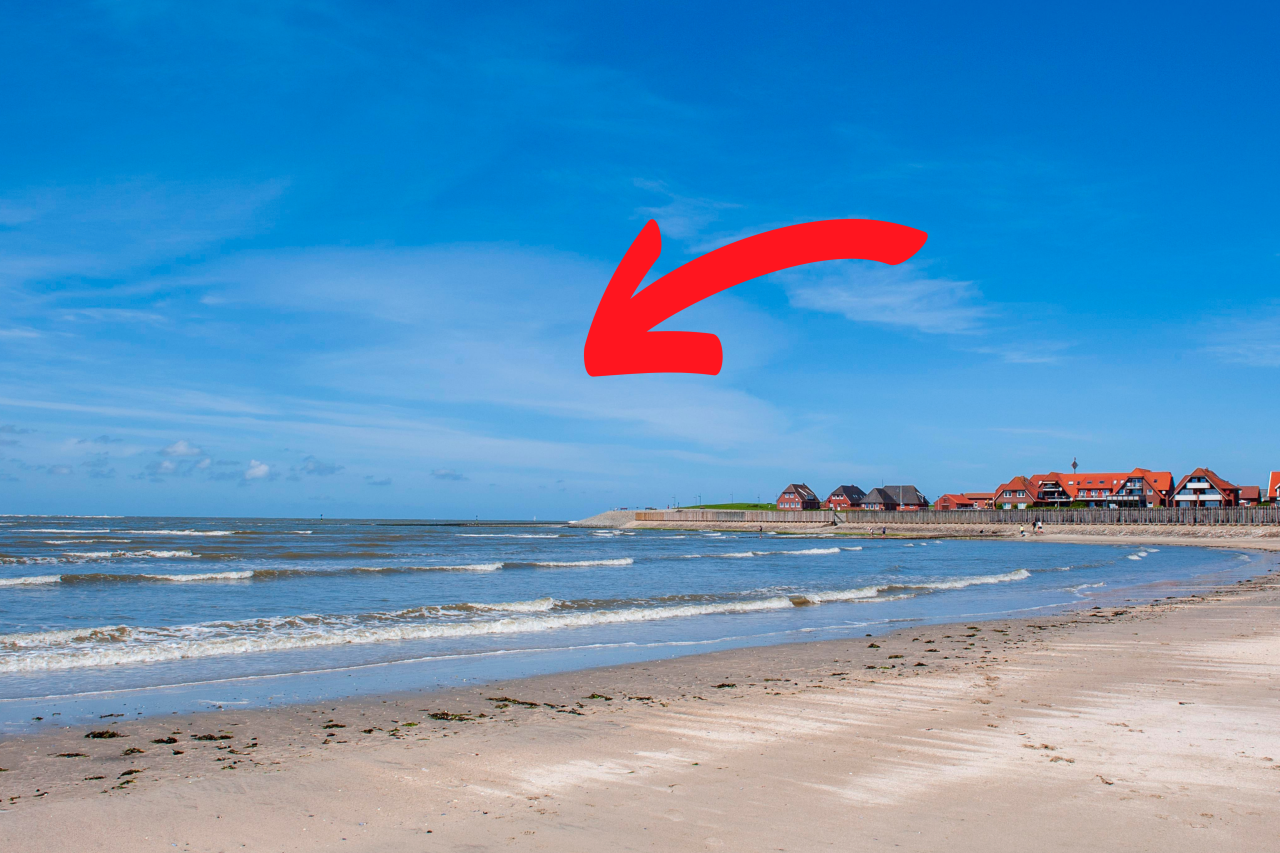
[431,468,467,481]
[298,456,343,477]
[161,439,204,457]
[785,261,987,335]
[244,460,270,480]
[1201,309,1280,367]
[633,180,741,244]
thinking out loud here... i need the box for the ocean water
[0,516,1270,732]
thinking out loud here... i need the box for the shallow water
[0,516,1270,732]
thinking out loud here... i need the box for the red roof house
[935,493,975,511]
[776,483,820,511]
[1171,468,1241,507]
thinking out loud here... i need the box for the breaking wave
[0,568,1036,673]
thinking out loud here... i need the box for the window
[1017,490,1026,497]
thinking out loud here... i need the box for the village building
[859,487,899,511]
[994,469,1173,508]
[822,485,866,510]
[1171,468,1241,507]
[776,483,820,511]
[935,492,996,511]
[1071,468,1174,508]
[994,476,1037,509]
[857,485,928,511]
[936,493,973,510]
[886,485,928,510]
[1238,485,1261,506]
[1270,471,1280,503]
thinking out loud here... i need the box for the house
[822,485,866,510]
[883,485,928,510]
[935,492,996,511]
[1269,471,1280,503]
[859,487,899,511]
[1171,468,1241,507]
[995,469,1174,508]
[936,493,974,511]
[994,476,1037,509]
[1057,468,1173,508]
[1238,485,1261,506]
[776,483,820,511]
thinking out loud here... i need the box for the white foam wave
[140,571,254,582]
[456,533,560,539]
[123,530,234,536]
[44,539,131,545]
[1127,554,1142,561]
[914,569,1031,590]
[0,566,1038,672]
[0,596,797,672]
[684,547,841,559]
[22,529,112,534]
[841,546,863,551]
[0,575,61,587]
[470,597,560,613]
[531,558,633,567]
[63,550,198,560]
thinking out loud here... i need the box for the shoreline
[574,510,1280,549]
[2,558,1279,850]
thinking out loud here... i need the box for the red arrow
[584,218,928,376]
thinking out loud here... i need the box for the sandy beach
[1,545,1277,851]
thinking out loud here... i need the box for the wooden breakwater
[635,508,1280,526]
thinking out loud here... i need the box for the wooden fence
[635,507,1280,526]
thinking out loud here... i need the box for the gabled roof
[995,476,1035,495]
[781,483,818,501]
[883,485,927,505]
[1239,485,1261,502]
[1173,467,1240,497]
[1031,469,1172,499]
[938,493,975,506]
[827,485,866,501]
[963,492,995,500]
[861,487,899,506]
[1269,472,1280,498]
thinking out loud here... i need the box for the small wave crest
[0,575,62,587]
[0,567,1037,672]
[528,557,633,568]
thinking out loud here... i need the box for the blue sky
[2,1,1278,518]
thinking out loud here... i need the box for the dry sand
[2,557,1278,851]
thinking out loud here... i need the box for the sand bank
[2,566,1278,851]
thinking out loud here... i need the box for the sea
[0,516,1271,734]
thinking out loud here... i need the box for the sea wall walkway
[636,507,1280,526]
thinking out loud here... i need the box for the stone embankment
[570,509,1280,547]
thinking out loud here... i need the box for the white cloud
[161,439,204,457]
[1201,310,1280,367]
[633,180,741,243]
[785,261,987,335]
[245,460,270,480]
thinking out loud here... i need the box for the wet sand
[1,563,1278,851]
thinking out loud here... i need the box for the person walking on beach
[1019,525,1026,537]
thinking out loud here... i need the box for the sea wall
[635,507,1280,526]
